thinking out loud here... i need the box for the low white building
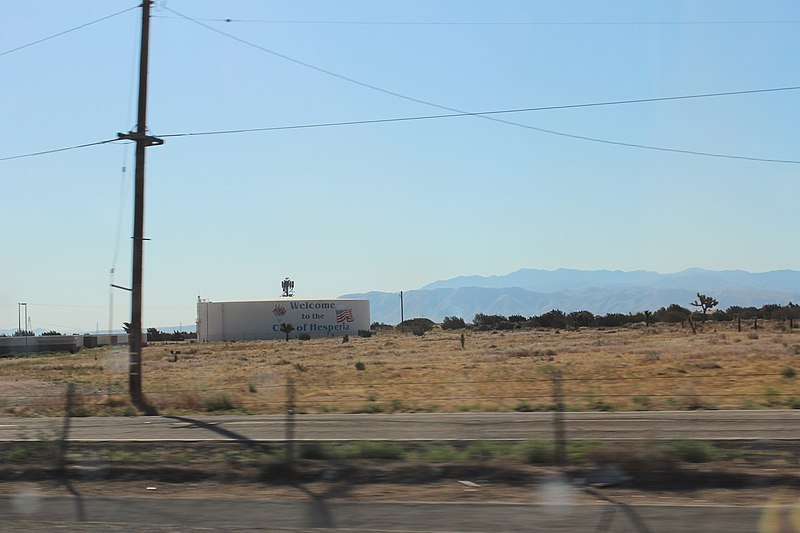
[196,298,370,342]
[0,334,132,356]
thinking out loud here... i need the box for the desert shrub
[398,318,435,334]
[69,403,92,418]
[100,395,129,409]
[514,400,534,412]
[354,361,366,371]
[370,322,393,331]
[465,441,509,460]
[668,439,718,463]
[523,440,555,464]
[680,392,709,410]
[726,305,759,319]
[522,317,542,328]
[566,310,596,328]
[342,334,349,343]
[386,399,405,412]
[441,316,466,330]
[298,333,311,341]
[537,310,567,329]
[596,313,629,327]
[588,397,615,411]
[761,304,784,320]
[783,366,797,379]
[421,444,462,462]
[168,392,204,411]
[712,310,733,321]
[653,304,692,323]
[631,396,652,410]
[358,402,384,414]
[357,329,372,338]
[203,395,240,412]
[473,313,513,331]
[764,386,782,406]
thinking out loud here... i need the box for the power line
[162,7,800,165]
[0,139,120,162]
[157,83,800,135]
[5,86,800,163]
[152,15,800,26]
[158,86,800,164]
[0,6,138,57]
[158,115,800,165]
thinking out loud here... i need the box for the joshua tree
[691,293,719,323]
[279,323,294,341]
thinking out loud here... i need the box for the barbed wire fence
[2,366,800,471]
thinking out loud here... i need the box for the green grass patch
[339,441,405,460]
[416,444,463,462]
[357,402,385,414]
[667,439,720,463]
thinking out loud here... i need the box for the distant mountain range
[342,268,800,324]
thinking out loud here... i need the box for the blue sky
[1,0,798,332]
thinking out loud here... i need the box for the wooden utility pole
[119,0,162,407]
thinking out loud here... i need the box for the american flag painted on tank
[336,308,354,323]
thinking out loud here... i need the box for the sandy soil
[2,323,799,416]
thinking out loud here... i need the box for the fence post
[59,383,75,475]
[285,376,296,463]
[552,370,567,467]
[737,317,741,332]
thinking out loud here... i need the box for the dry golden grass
[1,321,799,416]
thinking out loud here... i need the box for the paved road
[2,410,799,442]
[0,494,780,532]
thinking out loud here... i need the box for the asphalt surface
[0,494,780,532]
[2,410,800,442]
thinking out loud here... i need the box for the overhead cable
[5,87,800,163]
[161,7,800,165]
[152,15,800,26]
[159,85,800,136]
[0,6,138,57]
[0,139,120,162]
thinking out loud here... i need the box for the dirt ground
[2,322,799,416]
